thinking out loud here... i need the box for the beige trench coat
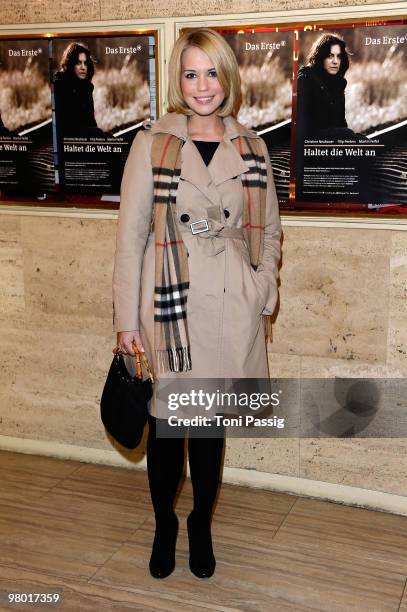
[113,112,282,418]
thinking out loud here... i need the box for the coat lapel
[180,139,213,198]
[208,140,250,186]
[150,113,259,204]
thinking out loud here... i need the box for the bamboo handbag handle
[133,344,155,383]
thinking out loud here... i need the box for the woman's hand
[116,330,145,355]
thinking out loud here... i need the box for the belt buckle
[190,219,209,235]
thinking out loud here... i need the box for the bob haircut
[167,28,242,117]
[59,42,95,80]
[306,33,350,77]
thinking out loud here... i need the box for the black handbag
[100,348,154,449]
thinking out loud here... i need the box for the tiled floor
[0,450,406,611]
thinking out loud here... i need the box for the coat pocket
[248,265,270,313]
[236,241,269,315]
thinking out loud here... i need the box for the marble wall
[0,0,399,23]
[0,213,406,497]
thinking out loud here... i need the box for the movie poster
[51,35,156,194]
[222,29,293,203]
[0,39,54,195]
[295,24,407,206]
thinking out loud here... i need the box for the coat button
[224,209,230,218]
[180,214,190,223]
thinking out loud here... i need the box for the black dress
[296,65,348,139]
[192,140,219,166]
[53,71,102,137]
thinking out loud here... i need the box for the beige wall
[0,1,406,504]
[0,0,400,23]
[1,212,406,499]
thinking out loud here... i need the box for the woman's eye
[185,73,196,79]
[208,70,217,78]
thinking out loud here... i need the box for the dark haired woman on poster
[53,42,104,137]
[296,32,373,201]
[297,33,352,139]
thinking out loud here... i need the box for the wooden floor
[0,450,407,612]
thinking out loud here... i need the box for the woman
[297,33,351,139]
[53,42,102,137]
[113,28,281,579]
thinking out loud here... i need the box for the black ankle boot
[187,511,216,578]
[149,513,179,578]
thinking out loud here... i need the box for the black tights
[146,414,225,523]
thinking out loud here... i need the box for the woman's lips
[194,96,215,104]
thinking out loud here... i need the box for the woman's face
[74,52,88,79]
[323,44,342,75]
[180,46,225,117]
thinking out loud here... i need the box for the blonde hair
[167,28,242,117]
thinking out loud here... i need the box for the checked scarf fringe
[151,131,270,374]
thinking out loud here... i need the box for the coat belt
[150,219,244,256]
[177,219,244,256]
[177,220,244,240]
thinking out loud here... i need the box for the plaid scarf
[151,132,268,374]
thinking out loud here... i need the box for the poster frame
[176,9,407,219]
[0,3,406,219]
[0,24,162,210]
